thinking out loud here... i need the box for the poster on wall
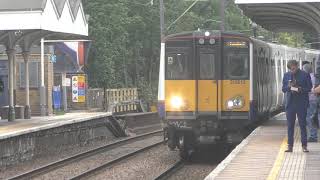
[72,75,86,103]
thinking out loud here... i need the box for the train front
[158,30,252,158]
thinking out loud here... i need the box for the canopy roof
[0,0,88,49]
[0,0,88,35]
[235,0,320,37]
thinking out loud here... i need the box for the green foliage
[277,32,305,48]
[82,0,306,104]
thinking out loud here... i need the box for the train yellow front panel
[198,80,217,112]
[221,80,250,111]
[165,80,196,112]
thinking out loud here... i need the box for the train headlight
[170,96,184,109]
[209,38,216,45]
[199,38,205,45]
[226,96,245,110]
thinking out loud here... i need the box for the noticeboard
[72,75,86,103]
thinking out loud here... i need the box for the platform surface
[205,113,320,180]
[0,111,111,140]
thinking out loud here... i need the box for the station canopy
[0,0,88,47]
[235,0,320,38]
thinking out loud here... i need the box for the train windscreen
[166,52,193,80]
[223,40,249,79]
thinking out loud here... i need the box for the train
[157,30,320,159]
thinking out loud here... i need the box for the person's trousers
[286,105,308,147]
[306,100,319,140]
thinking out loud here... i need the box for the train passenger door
[197,46,218,113]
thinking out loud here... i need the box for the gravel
[34,135,163,180]
[90,144,180,180]
[86,144,233,180]
[168,163,217,180]
[167,145,235,180]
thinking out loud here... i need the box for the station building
[0,46,53,117]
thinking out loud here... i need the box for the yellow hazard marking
[266,138,287,180]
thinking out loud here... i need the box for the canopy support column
[13,54,16,106]
[22,51,31,119]
[6,49,16,121]
[40,38,46,116]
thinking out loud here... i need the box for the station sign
[50,54,57,63]
[62,77,71,87]
[72,75,86,103]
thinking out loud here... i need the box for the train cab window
[200,53,215,79]
[225,52,248,78]
[223,40,249,79]
[166,53,192,80]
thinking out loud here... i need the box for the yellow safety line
[266,138,287,180]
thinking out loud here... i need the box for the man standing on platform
[282,60,312,152]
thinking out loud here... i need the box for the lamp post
[159,0,165,42]
[220,0,225,32]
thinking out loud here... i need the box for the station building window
[19,62,40,88]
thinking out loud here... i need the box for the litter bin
[53,86,62,110]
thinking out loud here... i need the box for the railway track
[154,160,185,180]
[70,141,165,179]
[9,130,164,180]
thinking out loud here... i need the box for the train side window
[199,53,215,79]
[166,53,192,80]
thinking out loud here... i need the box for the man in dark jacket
[282,60,312,152]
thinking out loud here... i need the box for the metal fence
[86,88,104,110]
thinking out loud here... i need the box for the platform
[0,111,162,167]
[0,111,115,166]
[205,113,320,180]
[0,111,112,140]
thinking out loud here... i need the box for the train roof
[164,30,320,54]
[164,30,249,41]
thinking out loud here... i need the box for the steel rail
[153,160,185,180]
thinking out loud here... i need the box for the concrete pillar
[40,38,47,116]
[22,51,31,119]
[6,49,15,121]
[13,54,17,106]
